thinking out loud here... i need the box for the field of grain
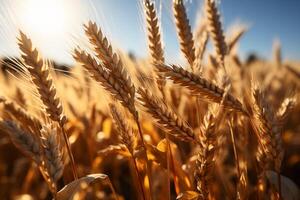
[0,0,299,199]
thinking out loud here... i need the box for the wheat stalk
[155,63,245,113]
[173,0,196,69]
[205,0,227,68]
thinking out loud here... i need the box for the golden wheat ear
[143,0,166,93]
[73,49,138,119]
[83,21,136,99]
[0,120,41,163]
[109,103,135,154]
[138,87,196,143]
[40,123,64,195]
[155,63,245,113]
[17,31,78,180]
[194,30,208,73]
[205,0,227,68]
[173,0,196,69]
[227,26,247,54]
[17,31,66,125]
[0,96,41,135]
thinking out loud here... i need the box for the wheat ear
[18,32,66,125]
[14,88,27,108]
[195,111,221,199]
[248,86,284,199]
[109,103,135,154]
[173,0,196,69]
[156,64,245,113]
[273,40,282,67]
[0,96,41,134]
[276,97,296,126]
[0,120,41,163]
[143,0,166,91]
[227,27,247,54]
[250,87,283,171]
[205,0,227,68]
[73,49,137,118]
[18,31,77,180]
[109,104,146,200]
[138,88,196,143]
[40,123,64,195]
[84,21,158,199]
[84,21,135,99]
[194,30,209,72]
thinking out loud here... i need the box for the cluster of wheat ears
[0,0,299,199]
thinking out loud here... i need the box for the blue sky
[0,0,299,64]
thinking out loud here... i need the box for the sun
[19,0,67,36]
[10,0,87,63]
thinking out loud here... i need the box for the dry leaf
[56,173,108,200]
[176,191,200,200]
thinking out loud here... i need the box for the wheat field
[0,0,299,199]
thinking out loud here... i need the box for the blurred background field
[0,0,299,199]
